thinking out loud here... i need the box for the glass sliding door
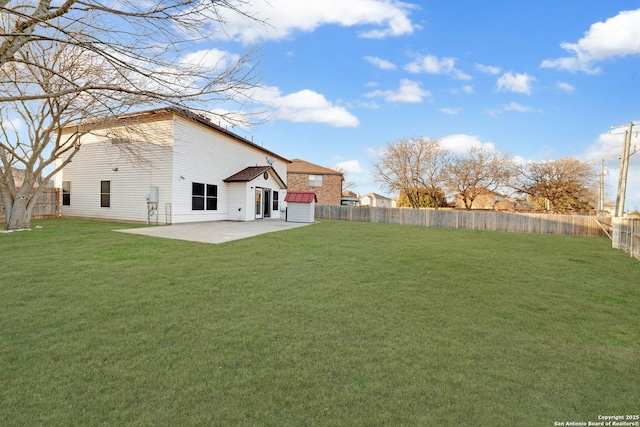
[263,190,271,218]
[255,188,262,219]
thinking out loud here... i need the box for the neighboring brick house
[287,159,343,205]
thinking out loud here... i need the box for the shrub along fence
[612,217,640,260]
[315,205,607,238]
[0,188,60,222]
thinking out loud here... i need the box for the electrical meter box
[146,186,159,203]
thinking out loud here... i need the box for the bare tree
[447,146,511,210]
[1,1,262,230]
[510,157,597,213]
[411,138,451,209]
[373,137,450,209]
[396,187,445,208]
[2,42,96,230]
[330,165,356,193]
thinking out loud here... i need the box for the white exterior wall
[171,116,287,223]
[287,201,315,223]
[55,112,287,224]
[225,179,286,221]
[359,194,391,208]
[55,120,173,223]
[226,182,250,221]
[275,189,286,218]
[375,198,393,208]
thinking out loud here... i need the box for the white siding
[273,189,286,219]
[226,182,250,221]
[287,201,315,223]
[56,123,173,223]
[55,111,288,224]
[172,116,287,223]
[375,198,393,208]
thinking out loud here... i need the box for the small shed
[284,191,317,223]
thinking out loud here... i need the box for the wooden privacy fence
[612,217,640,260]
[0,188,60,222]
[315,205,607,238]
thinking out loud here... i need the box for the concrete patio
[116,219,312,244]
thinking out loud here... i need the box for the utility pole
[610,122,639,217]
[599,158,605,212]
[593,158,612,213]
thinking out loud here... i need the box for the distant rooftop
[288,159,342,175]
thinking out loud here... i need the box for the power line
[610,122,640,216]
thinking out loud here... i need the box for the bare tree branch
[373,137,450,209]
[510,158,597,213]
[0,0,264,229]
[447,146,511,210]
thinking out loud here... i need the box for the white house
[54,108,289,224]
[359,192,394,208]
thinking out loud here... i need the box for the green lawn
[1,219,639,426]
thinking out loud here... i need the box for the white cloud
[580,131,640,210]
[541,9,640,73]
[440,107,462,115]
[150,48,244,95]
[483,101,535,117]
[405,54,471,80]
[451,85,474,94]
[556,81,575,93]
[205,109,255,128]
[366,146,387,158]
[475,63,501,75]
[582,132,627,162]
[496,72,535,95]
[364,56,397,70]
[504,102,532,113]
[365,79,431,103]
[334,159,368,174]
[180,49,241,70]
[346,99,381,110]
[0,116,24,131]
[253,86,359,127]
[440,134,496,154]
[484,108,501,118]
[209,0,416,44]
[511,155,528,166]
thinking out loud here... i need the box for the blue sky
[204,0,640,211]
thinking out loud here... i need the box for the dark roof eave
[223,165,287,189]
